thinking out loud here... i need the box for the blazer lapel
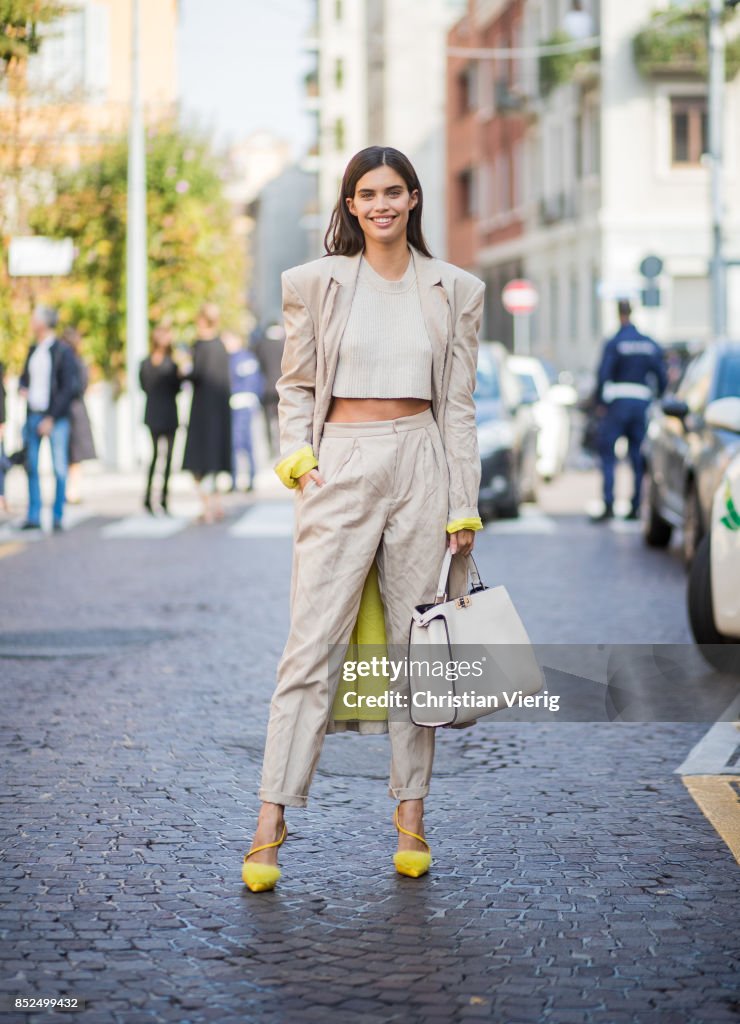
[321,251,362,380]
[412,247,452,414]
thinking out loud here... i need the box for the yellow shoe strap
[244,823,287,861]
[394,808,430,851]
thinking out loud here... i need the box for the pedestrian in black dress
[139,321,181,515]
[0,361,8,518]
[63,327,97,504]
[182,303,232,523]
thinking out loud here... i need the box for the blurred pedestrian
[224,330,264,492]
[63,326,97,504]
[251,320,285,458]
[182,303,232,523]
[139,321,181,515]
[592,300,667,522]
[18,305,79,532]
[0,361,9,519]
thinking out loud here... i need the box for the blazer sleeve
[444,280,485,531]
[273,272,319,489]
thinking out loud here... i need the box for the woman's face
[346,165,418,246]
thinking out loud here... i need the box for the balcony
[538,32,600,97]
[633,6,740,80]
[304,69,320,111]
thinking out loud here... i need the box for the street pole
[513,313,530,356]
[125,0,147,468]
[708,0,727,340]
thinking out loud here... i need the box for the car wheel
[687,533,740,674]
[642,474,672,549]
[682,483,703,569]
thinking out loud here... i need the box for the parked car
[475,342,539,520]
[642,340,740,565]
[508,355,577,481]
[687,398,740,672]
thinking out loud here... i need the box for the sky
[177,0,313,156]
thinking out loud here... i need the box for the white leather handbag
[406,550,544,728]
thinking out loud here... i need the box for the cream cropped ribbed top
[331,249,433,399]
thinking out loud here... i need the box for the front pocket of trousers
[318,437,359,484]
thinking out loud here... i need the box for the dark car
[642,340,740,564]
[475,342,538,520]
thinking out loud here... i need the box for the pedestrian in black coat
[182,303,232,523]
[0,361,8,517]
[63,327,97,504]
[140,322,181,514]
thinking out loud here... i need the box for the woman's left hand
[448,528,474,557]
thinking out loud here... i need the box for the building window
[334,118,345,151]
[458,168,476,219]
[550,273,559,343]
[457,63,477,115]
[335,58,344,89]
[591,266,600,338]
[671,97,707,165]
[569,272,579,343]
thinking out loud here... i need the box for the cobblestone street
[1,471,739,1023]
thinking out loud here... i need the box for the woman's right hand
[298,468,325,492]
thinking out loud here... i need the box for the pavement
[0,459,739,1024]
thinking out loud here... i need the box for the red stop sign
[502,279,539,315]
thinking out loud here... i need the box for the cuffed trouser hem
[258,789,308,808]
[388,785,430,801]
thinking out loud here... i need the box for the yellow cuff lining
[274,445,318,489]
[446,517,483,533]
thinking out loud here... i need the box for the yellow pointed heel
[242,822,287,892]
[393,807,431,878]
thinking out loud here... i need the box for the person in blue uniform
[224,332,264,492]
[593,300,667,522]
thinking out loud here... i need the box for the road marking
[682,776,740,865]
[676,693,740,864]
[0,542,24,560]
[674,693,740,774]
[484,507,557,535]
[101,514,191,539]
[229,502,295,538]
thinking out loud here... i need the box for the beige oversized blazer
[274,243,485,528]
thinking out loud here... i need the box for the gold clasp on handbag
[454,596,471,609]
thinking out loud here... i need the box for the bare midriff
[326,396,431,423]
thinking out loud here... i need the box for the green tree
[1,1,69,74]
[27,128,247,382]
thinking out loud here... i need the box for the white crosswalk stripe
[484,506,557,535]
[0,505,94,541]
[100,513,193,539]
[229,502,295,538]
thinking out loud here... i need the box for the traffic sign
[8,236,74,276]
[639,255,664,280]
[502,279,538,315]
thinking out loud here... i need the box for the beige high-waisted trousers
[259,408,450,808]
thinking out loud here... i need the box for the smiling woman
[243,145,486,893]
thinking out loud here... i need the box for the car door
[667,348,716,519]
[698,349,740,521]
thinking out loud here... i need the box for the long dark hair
[323,146,433,257]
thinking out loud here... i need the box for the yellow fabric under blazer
[273,244,486,732]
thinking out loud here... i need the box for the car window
[677,348,715,412]
[716,353,740,400]
[514,372,539,404]
[475,356,501,400]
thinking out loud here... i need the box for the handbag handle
[433,549,485,605]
